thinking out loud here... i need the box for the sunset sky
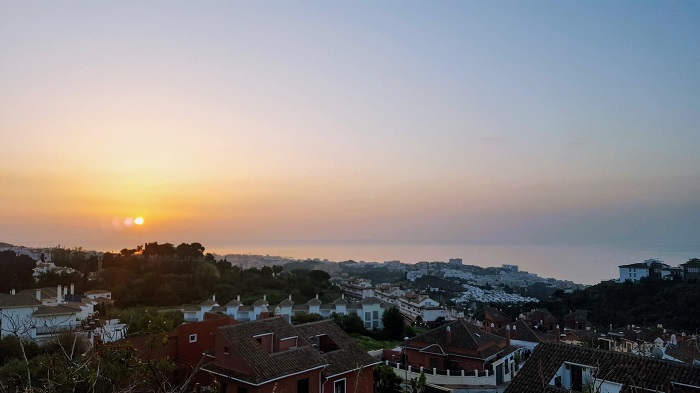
[2,2,699,282]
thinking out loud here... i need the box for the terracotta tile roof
[484,306,511,323]
[505,342,700,393]
[563,309,588,322]
[665,338,700,364]
[294,320,378,377]
[496,320,550,343]
[207,318,327,385]
[409,320,507,360]
[184,305,200,311]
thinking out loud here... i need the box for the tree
[382,307,405,340]
[408,371,426,393]
[308,270,330,282]
[373,364,403,393]
[332,313,367,335]
[291,312,324,324]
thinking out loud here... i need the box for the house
[84,289,112,300]
[681,258,700,279]
[563,309,590,331]
[505,341,700,392]
[0,286,115,344]
[520,308,559,333]
[495,319,555,351]
[484,306,511,332]
[618,258,674,282]
[114,314,237,387]
[404,319,519,385]
[202,317,377,393]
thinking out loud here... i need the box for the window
[224,346,229,355]
[334,379,346,393]
[365,312,371,321]
[237,387,247,393]
[297,378,309,393]
[372,311,379,319]
[189,334,197,343]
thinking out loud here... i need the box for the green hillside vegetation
[497,277,700,332]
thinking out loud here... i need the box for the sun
[134,217,144,225]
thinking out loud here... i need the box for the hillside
[536,278,700,332]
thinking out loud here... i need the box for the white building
[184,294,392,329]
[0,286,118,344]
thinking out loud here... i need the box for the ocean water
[214,243,700,285]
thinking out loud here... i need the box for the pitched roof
[200,299,217,307]
[278,299,294,307]
[0,293,42,308]
[306,298,321,306]
[484,306,511,323]
[496,319,550,343]
[409,320,507,359]
[208,318,327,385]
[333,297,348,305]
[252,298,269,307]
[618,262,650,268]
[294,319,377,378]
[563,309,588,322]
[505,342,700,393]
[225,298,241,307]
[33,304,80,316]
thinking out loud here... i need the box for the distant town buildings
[448,258,462,267]
[501,264,518,272]
[617,258,691,282]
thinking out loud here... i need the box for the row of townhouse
[618,257,700,282]
[183,294,393,330]
[0,285,125,345]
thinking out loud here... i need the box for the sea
[214,243,700,285]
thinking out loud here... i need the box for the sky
[1,2,699,282]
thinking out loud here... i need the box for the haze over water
[215,243,700,286]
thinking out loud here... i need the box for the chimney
[63,286,68,297]
[506,325,511,347]
[10,288,15,295]
[341,293,345,299]
[213,294,216,302]
[70,283,74,295]
[289,294,292,301]
[57,285,62,303]
[36,289,41,301]
[263,294,266,301]
[316,294,319,300]
[446,326,452,343]
[237,295,240,302]
[490,323,495,333]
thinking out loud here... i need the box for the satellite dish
[651,347,664,359]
